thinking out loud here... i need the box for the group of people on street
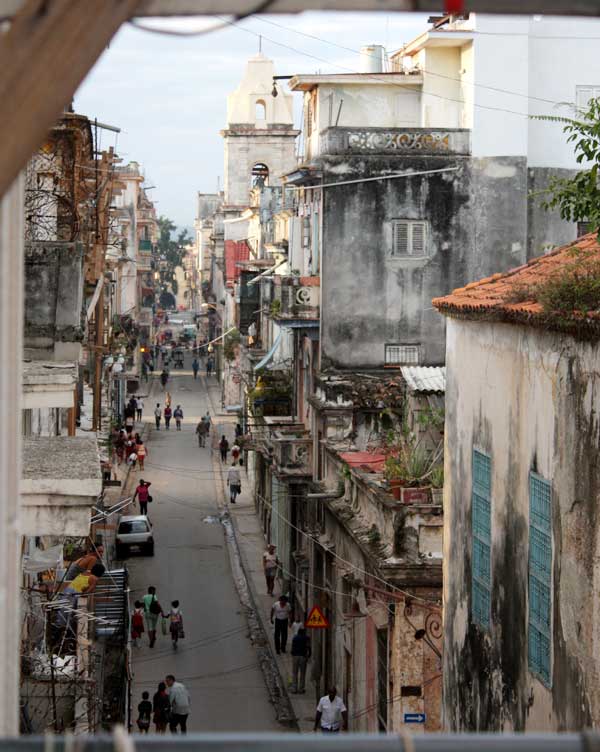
[136,675,191,735]
[132,586,185,650]
[111,428,148,471]
[154,401,184,431]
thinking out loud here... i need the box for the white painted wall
[316,83,421,133]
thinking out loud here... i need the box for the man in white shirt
[270,594,292,654]
[166,674,191,734]
[227,464,241,504]
[314,687,348,733]
[262,544,279,596]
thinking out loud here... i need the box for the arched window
[255,99,266,121]
[251,163,269,189]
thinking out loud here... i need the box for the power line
[249,14,577,108]
[224,18,576,120]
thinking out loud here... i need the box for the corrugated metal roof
[401,366,446,394]
[94,568,128,640]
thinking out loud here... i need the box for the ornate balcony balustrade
[320,126,471,157]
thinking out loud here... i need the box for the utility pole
[92,285,104,431]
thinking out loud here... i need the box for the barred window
[385,344,420,366]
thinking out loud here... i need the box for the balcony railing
[272,276,319,321]
[320,126,471,157]
[138,239,153,252]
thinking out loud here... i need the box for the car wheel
[146,540,154,556]
[116,543,127,559]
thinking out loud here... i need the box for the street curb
[212,448,299,730]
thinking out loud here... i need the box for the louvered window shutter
[392,222,409,256]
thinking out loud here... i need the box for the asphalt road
[127,353,280,732]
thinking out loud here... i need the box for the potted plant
[383,424,443,503]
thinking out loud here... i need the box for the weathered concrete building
[288,13,600,369]
[433,232,600,730]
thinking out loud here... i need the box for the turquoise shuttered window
[472,449,491,628]
[528,472,552,687]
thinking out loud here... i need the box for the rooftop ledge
[21,436,102,536]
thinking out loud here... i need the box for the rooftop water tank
[359,44,386,74]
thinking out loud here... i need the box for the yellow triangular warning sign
[305,605,330,629]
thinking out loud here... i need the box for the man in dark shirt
[291,627,311,693]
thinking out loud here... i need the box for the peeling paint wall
[443,317,600,731]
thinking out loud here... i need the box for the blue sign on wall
[404,713,426,724]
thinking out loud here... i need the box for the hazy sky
[74,11,429,229]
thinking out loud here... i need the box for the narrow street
[127,350,280,732]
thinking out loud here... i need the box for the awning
[253,330,283,372]
[248,258,287,286]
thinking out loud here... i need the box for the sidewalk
[207,378,315,734]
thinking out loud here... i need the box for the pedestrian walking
[127,446,138,469]
[164,405,172,430]
[206,356,213,377]
[235,422,243,440]
[263,544,279,596]
[231,442,241,464]
[153,682,170,734]
[154,403,162,430]
[166,675,190,734]
[143,586,164,648]
[115,430,126,465]
[204,411,211,435]
[133,480,152,516]
[195,419,207,447]
[271,594,292,654]
[174,405,184,431]
[137,692,152,733]
[227,463,242,504]
[136,397,144,422]
[314,687,348,733]
[125,413,135,435]
[167,600,184,649]
[219,435,229,462]
[192,357,199,379]
[160,369,169,390]
[291,627,311,693]
[131,600,145,647]
[136,440,148,470]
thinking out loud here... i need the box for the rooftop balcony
[271,276,320,323]
[320,125,471,157]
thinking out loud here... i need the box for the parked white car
[116,515,154,557]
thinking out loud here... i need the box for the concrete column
[0,175,24,734]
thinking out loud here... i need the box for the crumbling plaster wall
[24,242,84,360]
[443,316,600,731]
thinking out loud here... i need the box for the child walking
[168,600,184,650]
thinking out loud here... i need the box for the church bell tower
[221,53,299,207]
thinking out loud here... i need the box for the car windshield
[118,520,148,534]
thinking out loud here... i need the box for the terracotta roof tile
[432,233,600,336]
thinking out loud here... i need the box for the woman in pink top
[134,480,152,515]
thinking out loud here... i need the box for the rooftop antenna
[259,35,262,53]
